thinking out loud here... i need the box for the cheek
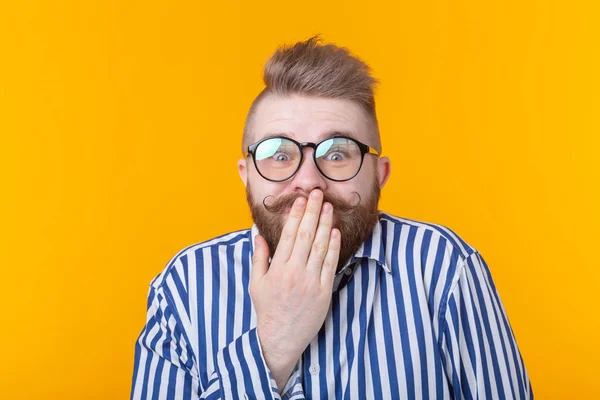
[343,172,371,194]
[336,166,377,199]
[356,161,378,187]
[247,174,287,200]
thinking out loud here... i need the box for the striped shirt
[130,212,532,399]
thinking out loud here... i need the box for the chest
[297,266,449,399]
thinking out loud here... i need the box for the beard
[246,180,381,272]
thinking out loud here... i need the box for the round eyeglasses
[245,136,381,182]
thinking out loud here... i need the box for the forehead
[249,94,374,144]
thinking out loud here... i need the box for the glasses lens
[315,137,363,180]
[254,137,301,181]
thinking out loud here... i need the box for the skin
[237,94,392,391]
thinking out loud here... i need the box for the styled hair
[242,35,380,151]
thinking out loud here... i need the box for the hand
[250,189,341,391]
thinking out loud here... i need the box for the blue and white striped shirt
[131,212,532,399]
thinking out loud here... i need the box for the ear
[376,156,391,189]
[238,157,248,187]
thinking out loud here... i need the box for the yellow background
[1,0,598,398]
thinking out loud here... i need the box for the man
[131,36,532,399]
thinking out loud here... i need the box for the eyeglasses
[245,135,381,182]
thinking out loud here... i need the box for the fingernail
[311,190,321,200]
[296,197,306,207]
[322,202,332,213]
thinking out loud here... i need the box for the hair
[242,35,380,152]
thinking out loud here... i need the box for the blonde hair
[243,35,380,151]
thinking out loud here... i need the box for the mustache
[262,191,362,215]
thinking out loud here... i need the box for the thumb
[251,234,270,284]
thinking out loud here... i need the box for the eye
[324,151,346,161]
[273,152,289,162]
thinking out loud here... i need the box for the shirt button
[344,267,353,275]
[309,364,320,375]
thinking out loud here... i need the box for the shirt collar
[345,214,391,274]
[248,213,391,274]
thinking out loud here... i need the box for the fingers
[271,196,307,264]
[289,190,324,263]
[306,201,333,275]
[251,234,270,285]
[320,228,341,287]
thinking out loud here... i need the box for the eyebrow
[260,130,360,142]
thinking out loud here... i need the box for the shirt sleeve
[130,285,298,399]
[130,286,200,399]
[439,251,534,399]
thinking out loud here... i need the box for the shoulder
[149,228,251,290]
[379,212,484,320]
[379,211,478,261]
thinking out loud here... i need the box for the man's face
[238,94,391,268]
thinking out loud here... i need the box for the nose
[289,147,328,194]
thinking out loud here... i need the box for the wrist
[257,326,301,390]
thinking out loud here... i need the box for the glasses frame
[245,135,381,182]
